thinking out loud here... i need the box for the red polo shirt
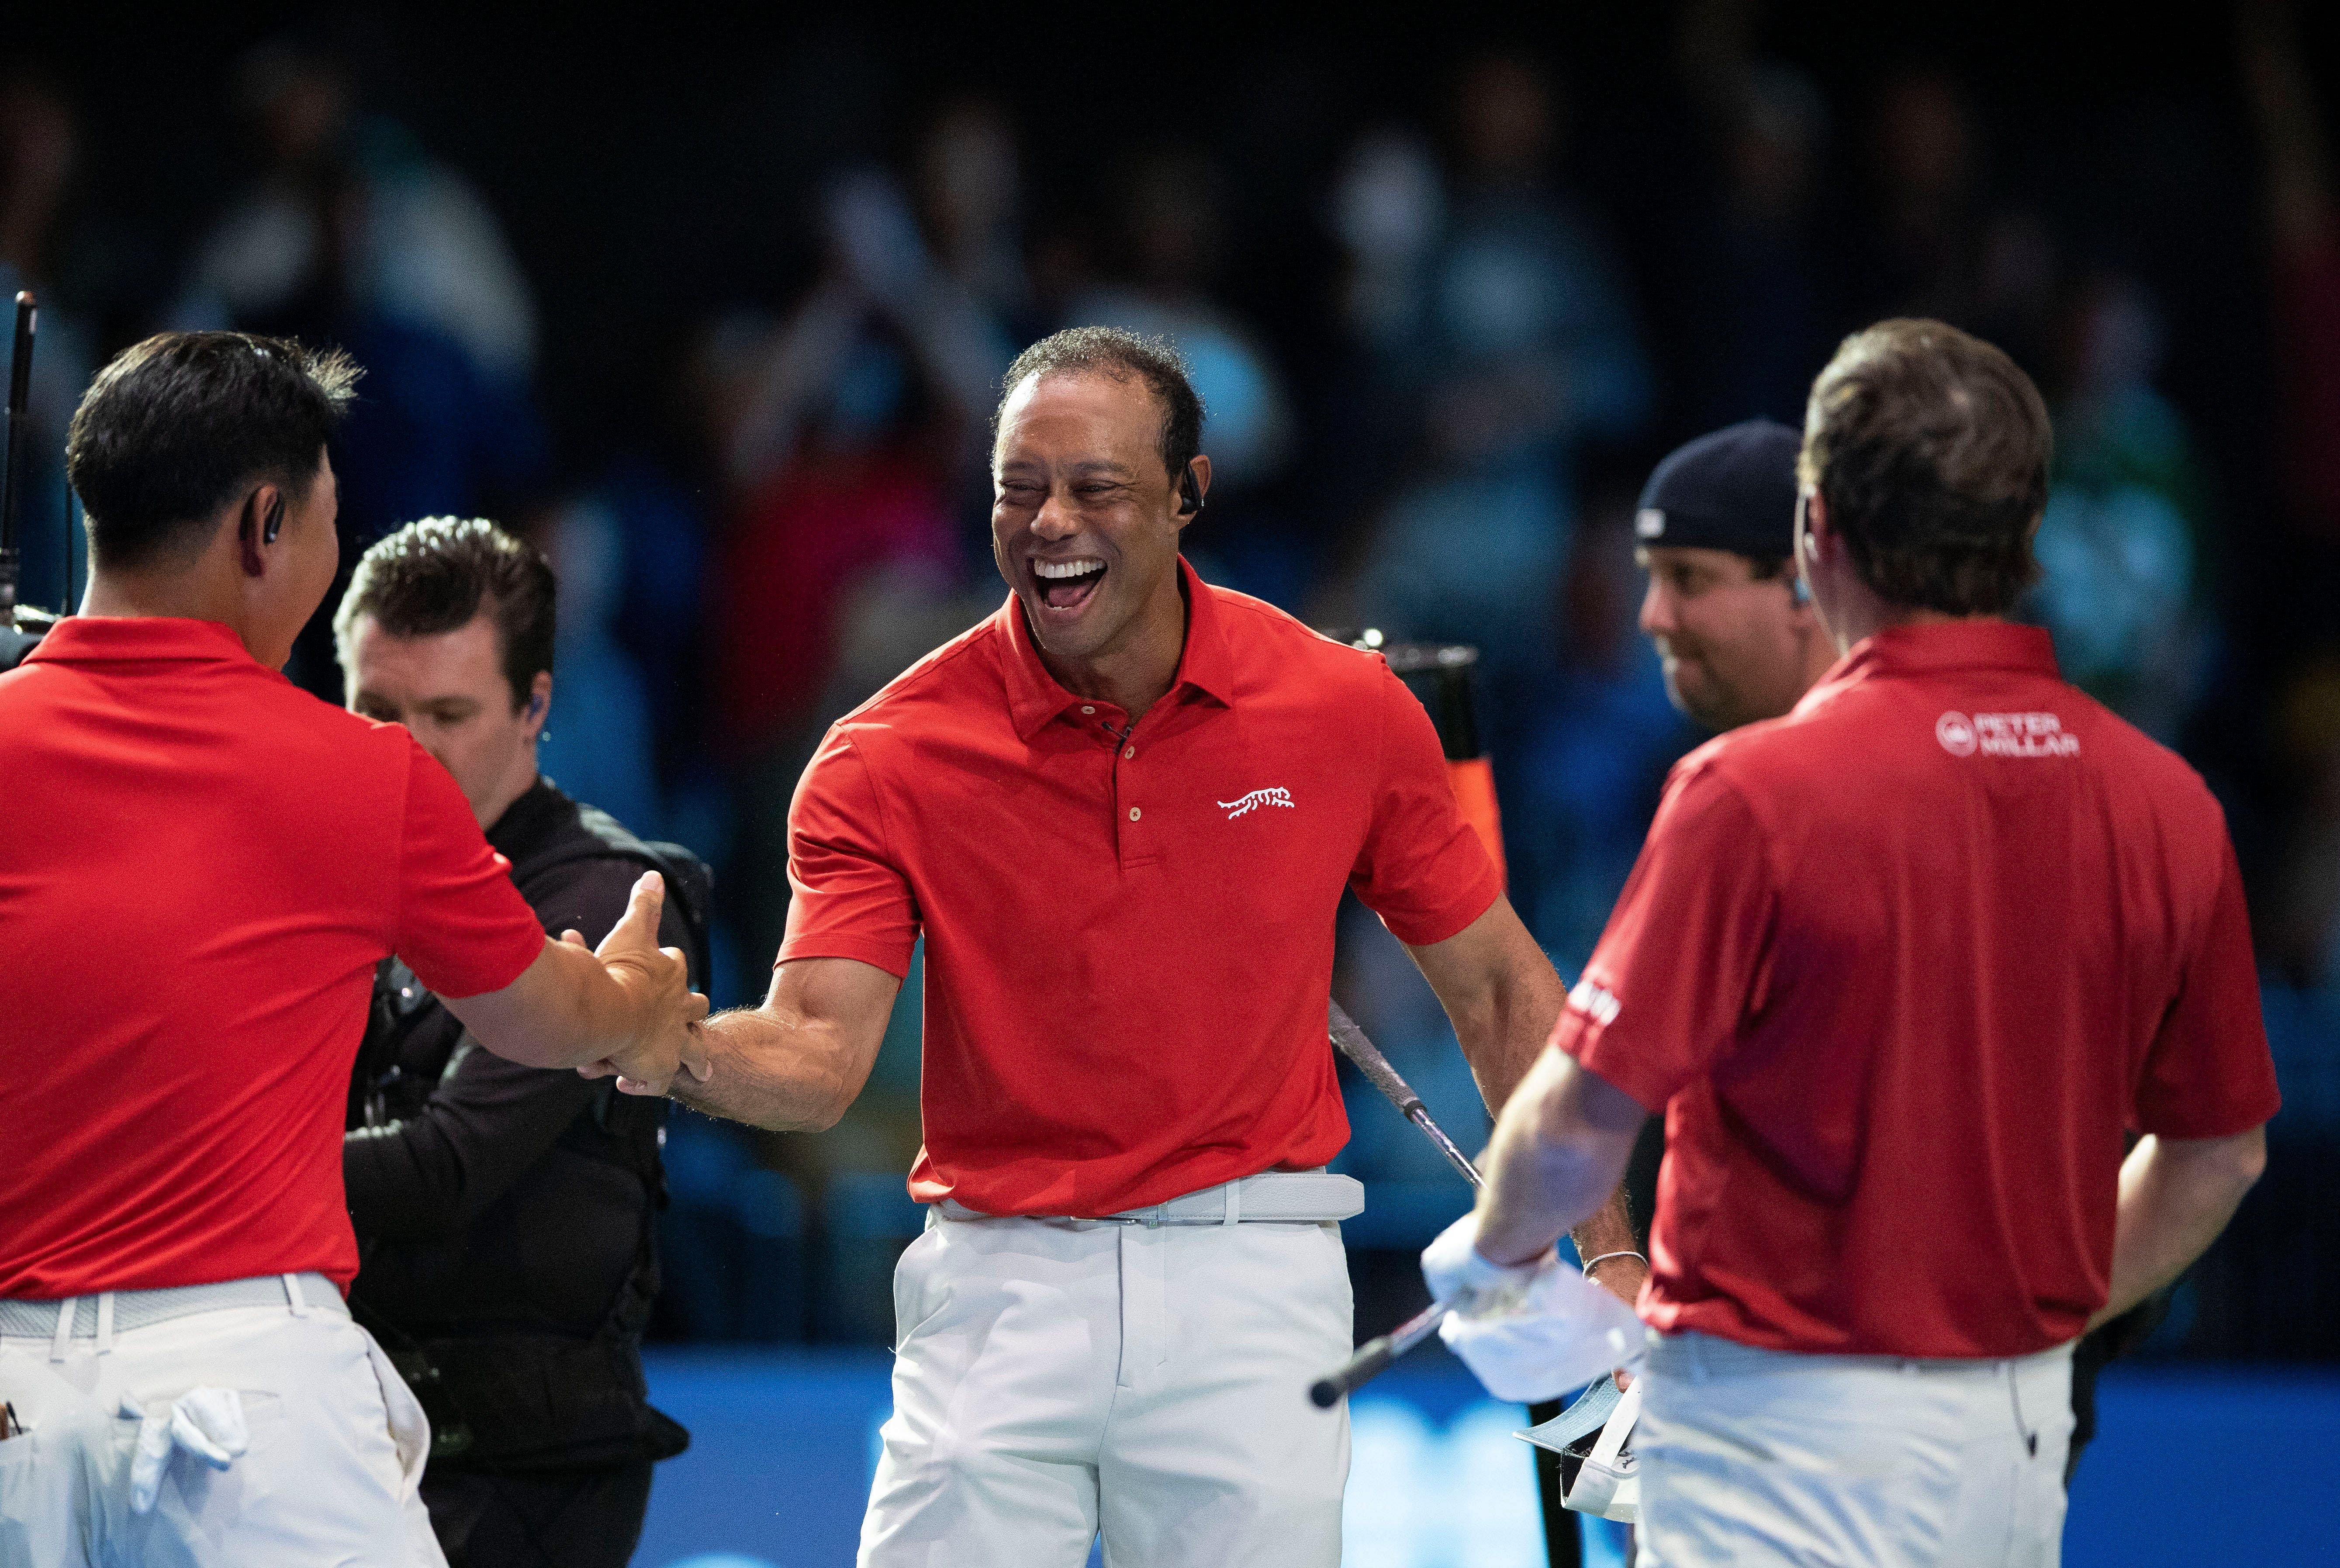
[779,559,1504,1215]
[1555,622,2279,1359]
[0,618,546,1298]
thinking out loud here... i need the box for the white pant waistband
[1645,1327,2076,1383]
[935,1168,1366,1226]
[0,1273,346,1360]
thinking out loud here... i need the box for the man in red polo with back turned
[1434,319,2278,1565]
[649,327,1579,1566]
[0,332,702,1568]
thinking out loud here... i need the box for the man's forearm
[665,1006,860,1132]
[2092,1127,2267,1329]
[1473,1048,1646,1268]
[1448,961,1566,1114]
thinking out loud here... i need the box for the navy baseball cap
[1633,419,1802,559]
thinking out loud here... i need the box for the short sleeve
[1553,759,1775,1112]
[392,741,545,999]
[774,729,919,978]
[2133,839,2282,1138]
[1347,661,1504,946]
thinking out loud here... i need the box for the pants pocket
[357,1332,431,1502]
[0,1347,110,1568]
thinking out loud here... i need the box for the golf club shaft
[1327,1000,1483,1188]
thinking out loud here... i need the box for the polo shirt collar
[22,615,260,669]
[1802,619,2059,711]
[999,556,1235,739]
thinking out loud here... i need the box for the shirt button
[1124,746,1136,759]
[1129,807,1142,821]
[1080,705,1096,715]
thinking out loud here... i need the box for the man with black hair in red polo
[0,332,703,1568]
[1438,319,2277,1565]
[646,326,1629,1566]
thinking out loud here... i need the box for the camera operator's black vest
[349,785,710,1472]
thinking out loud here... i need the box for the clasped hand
[572,871,710,1095]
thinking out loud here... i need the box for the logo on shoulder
[1217,787,1296,819]
[1939,710,2079,759]
[1567,977,1622,1027]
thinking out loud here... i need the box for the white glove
[123,1388,248,1514]
[1422,1215,1645,1404]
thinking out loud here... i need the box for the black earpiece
[263,495,285,546]
[528,694,546,718]
[1177,462,1204,518]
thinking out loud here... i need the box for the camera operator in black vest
[336,516,704,1568]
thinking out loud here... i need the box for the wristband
[1580,1250,1646,1276]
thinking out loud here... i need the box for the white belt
[937,1168,1365,1226]
[0,1273,344,1360]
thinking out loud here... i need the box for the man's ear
[523,670,553,737]
[235,487,273,578]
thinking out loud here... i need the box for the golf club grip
[1309,1300,1447,1407]
[1328,1000,1424,1119]
[1311,1337,1397,1407]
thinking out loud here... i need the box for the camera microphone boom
[2,290,59,673]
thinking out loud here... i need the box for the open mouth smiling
[1032,556,1107,614]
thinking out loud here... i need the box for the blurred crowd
[7,2,2337,1354]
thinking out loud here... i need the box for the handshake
[451,869,712,1096]
[572,870,712,1095]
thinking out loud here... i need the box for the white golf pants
[858,1205,1353,1567]
[0,1275,442,1568]
[1635,1329,2076,1568]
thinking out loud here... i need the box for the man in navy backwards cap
[1632,419,1835,734]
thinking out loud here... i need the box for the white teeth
[1035,559,1105,580]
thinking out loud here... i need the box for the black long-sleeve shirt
[345,778,682,1338]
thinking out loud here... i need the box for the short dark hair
[995,326,1205,481]
[66,331,359,572]
[1797,318,2050,616]
[334,517,556,711]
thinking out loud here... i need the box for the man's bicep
[778,735,921,972]
[394,740,546,997]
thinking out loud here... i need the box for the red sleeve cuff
[775,933,916,981]
[1379,865,1504,950]
[1553,1010,1673,1115]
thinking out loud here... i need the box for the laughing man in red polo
[1433,320,2278,1566]
[655,328,1583,1565]
[0,333,703,1568]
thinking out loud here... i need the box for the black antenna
[0,290,32,622]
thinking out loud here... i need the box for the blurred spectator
[178,41,536,382]
[912,97,1032,345]
[1355,53,1652,689]
[705,169,996,970]
[2242,0,2340,545]
[536,493,663,838]
[1675,49,1841,428]
[172,40,550,694]
[2026,269,2213,741]
[1073,149,1294,495]
[0,73,104,611]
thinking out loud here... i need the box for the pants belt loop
[50,1298,74,1362]
[283,1273,311,1318]
[94,1292,115,1356]
[1222,1178,1241,1226]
